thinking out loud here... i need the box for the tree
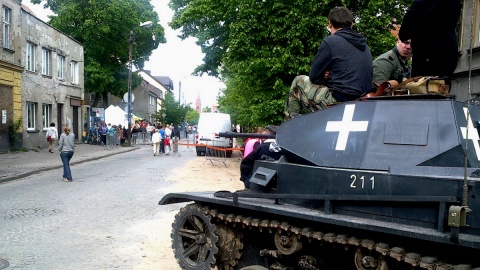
[31,0,166,108]
[153,92,191,126]
[185,109,200,125]
[169,0,411,127]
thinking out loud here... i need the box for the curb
[0,147,138,184]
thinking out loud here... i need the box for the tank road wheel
[171,204,219,270]
[215,224,243,270]
[354,248,388,270]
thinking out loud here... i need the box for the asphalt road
[0,146,198,270]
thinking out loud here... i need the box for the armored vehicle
[160,96,480,270]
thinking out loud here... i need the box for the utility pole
[126,21,152,147]
[179,81,181,103]
[127,30,133,146]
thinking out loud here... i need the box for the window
[57,55,65,79]
[2,6,11,48]
[42,48,52,76]
[70,61,79,84]
[42,104,52,129]
[27,102,37,130]
[149,96,156,106]
[26,43,36,71]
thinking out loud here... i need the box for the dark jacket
[309,27,373,101]
[399,0,461,78]
[240,141,283,188]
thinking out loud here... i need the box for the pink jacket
[243,138,261,158]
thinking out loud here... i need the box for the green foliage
[31,0,166,108]
[8,118,24,151]
[169,0,411,127]
[185,110,200,125]
[153,92,191,126]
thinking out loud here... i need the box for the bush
[8,118,23,151]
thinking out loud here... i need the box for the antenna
[463,0,475,208]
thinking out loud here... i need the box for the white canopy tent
[105,105,143,127]
[104,105,126,127]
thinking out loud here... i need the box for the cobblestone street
[0,144,243,269]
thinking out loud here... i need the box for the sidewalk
[0,143,139,183]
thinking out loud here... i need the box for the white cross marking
[460,107,480,161]
[325,104,369,151]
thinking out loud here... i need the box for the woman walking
[152,128,161,156]
[45,123,58,153]
[58,126,75,182]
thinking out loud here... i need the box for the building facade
[20,7,84,149]
[452,1,480,101]
[89,70,171,126]
[0,0,23,152]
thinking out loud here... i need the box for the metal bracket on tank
[448,205,469,243]
[249,167,277,187]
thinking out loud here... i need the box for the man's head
[264,125,278,135]
[396,39,412,59]
[328,6,354,31]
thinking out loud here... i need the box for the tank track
[201,205,480,270]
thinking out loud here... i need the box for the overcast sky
[25,0,225,109]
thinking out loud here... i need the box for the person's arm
[240,149,258,181]
[372,57,396,84]
[309,41,333,85]
[57,134,64,151]
[253,141,261,151]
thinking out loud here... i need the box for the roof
[142,70,174,92]
[153,76,174,91]
[142,81,163,98]
[21,5,35,15]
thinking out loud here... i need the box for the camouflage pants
[285,75,337,119]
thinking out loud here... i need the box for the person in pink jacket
[243,138,261,159]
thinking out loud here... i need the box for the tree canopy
[186,109,200,125]
[31,0,166,107]
[153,92,192,126]
[169,0,411,126]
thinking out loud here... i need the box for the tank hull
[160,98,480,269]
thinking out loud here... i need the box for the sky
[25,0,225,109]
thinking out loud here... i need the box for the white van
[195,112,233,157]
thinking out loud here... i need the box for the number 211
[350,175,375,189]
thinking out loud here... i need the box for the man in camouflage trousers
[285,7,372,119]
[285,75,336,118]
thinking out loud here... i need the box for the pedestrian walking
[164,136,171,156]
[107,123,115,148]
[159,126,166,153]
[45,122,58,153]
[152,128,161,156]
[58,126,75,182]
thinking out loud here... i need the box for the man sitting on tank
[372,37,412,90]
[285,6,373,119]
[240,125,282,189]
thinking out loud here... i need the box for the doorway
[57,103,63,132]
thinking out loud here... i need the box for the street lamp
[162,113,166,125]
[127,21,153,146]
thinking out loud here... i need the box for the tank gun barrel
[218,132,275,139]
